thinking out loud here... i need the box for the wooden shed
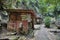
[4,9,36,34]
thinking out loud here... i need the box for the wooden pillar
[31,17,34,30]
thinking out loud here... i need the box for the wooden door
[7,13,17,31]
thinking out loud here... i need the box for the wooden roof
[4,9,36,17]
[4,9,33,13]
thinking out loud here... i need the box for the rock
[6,32,17,36]
[18,36,26,40]
[9,36,19,40]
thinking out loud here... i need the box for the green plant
[44,16,51,28]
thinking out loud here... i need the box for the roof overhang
[4,9,36,18]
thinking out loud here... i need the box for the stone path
[34,24,56,40]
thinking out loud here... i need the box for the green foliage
[44,16,51,27]
[1,0,60,16]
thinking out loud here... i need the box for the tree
[1,0,60,17]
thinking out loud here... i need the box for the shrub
[44,16,51,28]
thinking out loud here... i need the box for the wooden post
[31,17,34,30]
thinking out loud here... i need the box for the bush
[44,16,51,28]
